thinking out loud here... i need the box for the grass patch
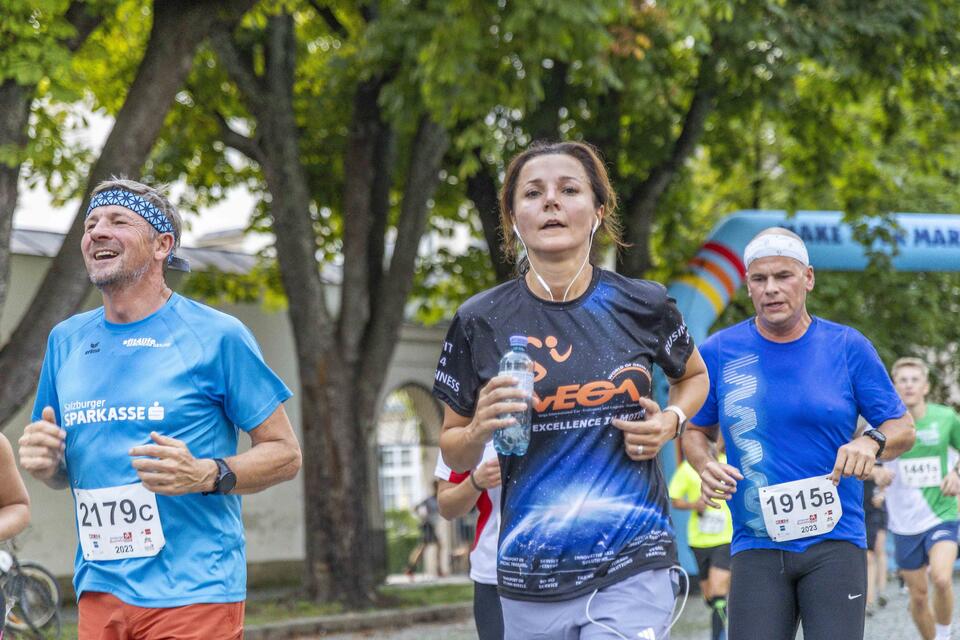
[246,598,345,626]
[31,583,474,634]
[379,583,473,608]
[244,582,473,626]
[28,619,77,639]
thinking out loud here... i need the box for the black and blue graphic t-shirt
[432,268,694,602]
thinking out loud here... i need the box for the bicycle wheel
[5,563,60,633]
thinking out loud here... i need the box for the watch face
[219,471,237,494]
[215,459,237,494]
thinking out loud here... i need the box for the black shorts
[729,540,866,640]
[865,512,887,551]
[421,523,438,544]
[473,582,504,640]
[692,544,731,579]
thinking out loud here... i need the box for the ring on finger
[635,444,644,456]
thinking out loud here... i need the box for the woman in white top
[435,441,502,640]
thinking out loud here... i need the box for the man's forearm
[681,427,717,474]
[226,440,302,495]
[877,413,916,460]
[667,369,710,430]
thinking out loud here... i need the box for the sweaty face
[746,255,814,334]
[893,366,929,408]
[82,206,163,290]
[511,153,602,259]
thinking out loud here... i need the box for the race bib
[75,483,165,561]
[899,456,942,488]
[759,475,842,543]
[698,509,726,535]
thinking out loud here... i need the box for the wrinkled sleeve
[216,322,293,432]
[847,329,906,427]
[432,312,481,417]
[690,335,719,427]
[31,332,61,424]
[655,293,695,379]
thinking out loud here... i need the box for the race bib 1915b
[759,475,842,543]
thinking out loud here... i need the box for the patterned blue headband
[85,189,190,271]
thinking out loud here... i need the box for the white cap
[743,234,809,269]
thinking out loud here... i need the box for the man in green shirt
[670,438,733,640]
[884,357,960,640]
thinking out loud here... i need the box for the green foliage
[414,244,499,325]
[0,0,78,86]
[701,19,960,398]
[384,508,420,575]
[6,0,141,203]
[180,260,288,311]
[70,1,151,113]
[13,0,959,389]
[379,582,474,607]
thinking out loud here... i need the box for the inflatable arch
[667,209,960,344]
[661,209,960,574]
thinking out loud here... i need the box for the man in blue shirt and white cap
[682,226,915,640]
[19,178,302,639]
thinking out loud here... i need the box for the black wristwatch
[862,429,886,460]
[203,458,236,495]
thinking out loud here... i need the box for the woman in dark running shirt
[434,141,708,639]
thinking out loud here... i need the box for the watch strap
[863,429,886,459]
[663,405,688,439]
[203,458,232,495]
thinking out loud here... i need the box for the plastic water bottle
[494,335,534,455]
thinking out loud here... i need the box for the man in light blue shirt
[18,178,302,639]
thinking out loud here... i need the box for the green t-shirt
[885,403,960,535]
[668,457,733,548]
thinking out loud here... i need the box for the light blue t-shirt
[32,294,292,607]
[690,317,905,555]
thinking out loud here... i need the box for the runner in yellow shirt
[670,438,733,640]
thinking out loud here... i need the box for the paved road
[307,577,960,640]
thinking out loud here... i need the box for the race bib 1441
[899,456,942,489]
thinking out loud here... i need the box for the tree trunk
[467,160,513,283]
[0,3,102,323]
[0,80,32,315]
[617,49,720,278]
[212,11,449,606]
[212,14,371,604]
[0,0,256,428]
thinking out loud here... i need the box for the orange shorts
[78,592,244,640]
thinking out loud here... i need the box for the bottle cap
[509,335,528,348]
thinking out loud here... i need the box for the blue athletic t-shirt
[433,268,694,601]
[690,317,905,555]
[31,293,292,607]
